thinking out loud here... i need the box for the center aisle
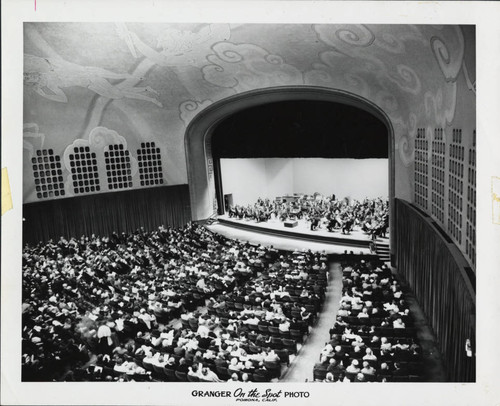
[281,261,344,382]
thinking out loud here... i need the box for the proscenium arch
[185,86,396,261]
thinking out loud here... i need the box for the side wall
[22,185,191,245]
[395,198,475,382]
[220,158,388,206]
[220,158,293,205]
[292,158,387,199]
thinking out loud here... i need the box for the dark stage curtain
[395,199,475,382]
[23,185,191,245]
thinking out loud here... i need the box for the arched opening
[185,86,395,259]
[212,99,388,215]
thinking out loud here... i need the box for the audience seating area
[22,222,328,382]
[313,258,424,383]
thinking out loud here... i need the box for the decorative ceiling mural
[305,24,471,167]
[202,42,304,92]
[118,23,231,66]
[179,99,213,127]
[23,123,45,155]
[23,23,475,204]
[24,53,163,106]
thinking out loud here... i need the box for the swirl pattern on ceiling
[22,23,474,203]
[202,42,304,92]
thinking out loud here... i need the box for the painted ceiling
[23,23,476,203]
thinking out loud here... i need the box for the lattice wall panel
[466,130,476,267]
[31,149,65,199]
[104,144,133,191]
[431,128,446,224]
[69,146,100,194]
[414,128,429,210]
[447,129,464,245]
[137,142,164,187]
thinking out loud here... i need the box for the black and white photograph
[2,1,500,406]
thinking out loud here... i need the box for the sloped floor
[205,224,448,382]
[281,261,343,382]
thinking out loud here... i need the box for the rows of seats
[166,249,330,382]
[22,222,328,382]
[313,258,424,383]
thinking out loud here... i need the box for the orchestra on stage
[227,194,389,240]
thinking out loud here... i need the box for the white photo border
[2,1,500,405]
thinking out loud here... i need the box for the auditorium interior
[17,23,476,385]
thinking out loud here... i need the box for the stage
[211,214,389,254]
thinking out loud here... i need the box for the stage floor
[207,223,373,255]
[215,214,389,250]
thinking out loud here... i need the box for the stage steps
[374,239,391,262]
[200,214,219,226]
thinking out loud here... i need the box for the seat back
[313,368,327,381]
[163,367,178,381]
[263,361,281,379]
[282,338,297,354]
[142,361,154,372]
[270,336,283,349]
[134,357,145,369]
[187,374,200,382]
[279,331,290,340]
[252,371,270,382]
[152,364,165,375]
[175,371,188,381]
[216,366,230,381]
[248,324,259,333]
[275,349,290,365]
[345,371,357,381]
[248,344,262,354]
[290,329,303,343]
[258,324,269,333]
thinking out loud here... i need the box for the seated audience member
[314,355,329,373]
[321,343,335,359]
[228,373,240,382]
[241,373,251,383]
[393,317,406,329]
[188,364,202,379]
[200,367,223,382]
[176,358,189,374]
[338,372,351,383]
[354,372,367,382]
[228,357,244,373]
[327,358,344,375]
[361,361,376,376]
[346,360,361,374]
[323,372,335,383]
[362,348,378,362]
